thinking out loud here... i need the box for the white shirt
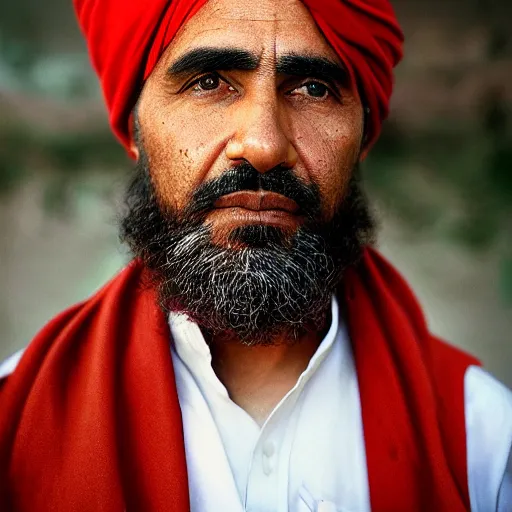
[1,298,511,511]
[168,297,512,512]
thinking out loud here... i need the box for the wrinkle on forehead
[176,0,317,44]
[206,0,306,23]
[163,0,341,71]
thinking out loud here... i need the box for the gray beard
[159,225,340,345]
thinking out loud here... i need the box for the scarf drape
[0,248,478,510]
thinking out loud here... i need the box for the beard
[119,151,376,346]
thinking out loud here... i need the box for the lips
[213,191,300,214]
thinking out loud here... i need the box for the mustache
[183,163,321,220]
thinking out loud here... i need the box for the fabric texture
[0,248,479,511]
[73,0,403,154]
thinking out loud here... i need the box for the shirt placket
[244,391,303,512]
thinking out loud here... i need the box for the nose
[225,99,298,173]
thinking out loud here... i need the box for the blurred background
[0,0,511,385]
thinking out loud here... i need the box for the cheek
[138,94,231,211]
[292,106,363,218]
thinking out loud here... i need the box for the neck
[207,318,330,426]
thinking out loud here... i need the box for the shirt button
[262,455,275,476]
[263,440,276,458]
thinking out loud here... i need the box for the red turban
[74,0,403,156]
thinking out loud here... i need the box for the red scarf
[0,248,478,511]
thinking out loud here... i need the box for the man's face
[136,0,365,234]
[123,0,373,344]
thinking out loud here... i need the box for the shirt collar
[169,296,342,398]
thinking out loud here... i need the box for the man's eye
[292,81,330,99]
[193,74,221,92]
[307,82,328,97]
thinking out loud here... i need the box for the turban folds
[74,0,403,155]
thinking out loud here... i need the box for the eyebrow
[276,54,348,86]
[168,47,260,77]
[167,47,348,87]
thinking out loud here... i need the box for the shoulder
[0,262,144,385]
[0,349,25,380]
[465,366,512,511]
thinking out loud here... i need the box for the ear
[359,143,371,162]
[127,110,140,160]
[358,106,371,162]
[129,139,140,161]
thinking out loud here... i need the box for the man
[0,0,511,510]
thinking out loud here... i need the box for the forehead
[164,0,341,64]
